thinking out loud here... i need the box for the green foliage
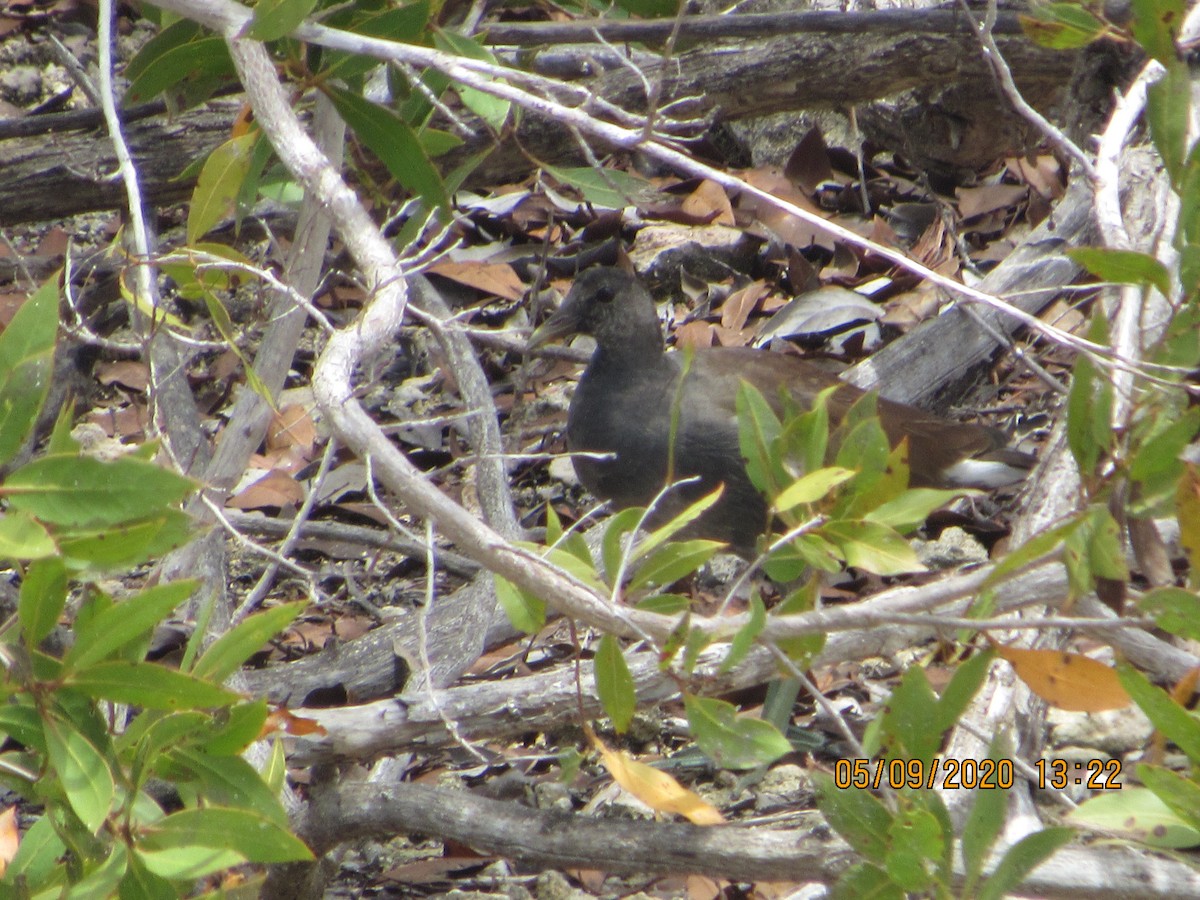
[1065,316,1113,480]
[1020,2,1112,49]
[682,695,791,770]
[0,279,311,896]
[735,382,966,574]
[818,663,1071,898]
[593,633,636,734]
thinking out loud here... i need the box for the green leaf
[1118,665,1200,765]
[833,408,891,509]
[44,714,115,833]
[985,514,1086,586]
[594,634,636,734]
[58,510,193,570]
[327,86,450,213]
[879,666,940,764]
[60,841,128,899]
[138,807,313,863]
[188,133,257,244]
[1138,763,1200,833]
[1069,787,1200,847]
[18,557,67,648]
[493,575,545,634]
[961,736,1012,890]
[1020,3,1108,48]
[544,502,563,545]
[119,710,208,764]
[119,851,177,900]
[198,700,271,756]
[683,694,790,770]
[4,814,66,890]
[164,748,289,826]
[191,601,304,681]
[433,30,511,131]
[628,539,723,591]
[1138,58,1188,179]
[1130,0,1186,65]
[0,701,47,751]
[1069,247,1172,296]
[774,467,856,511]
[247,0,318,41]
[813,770,892,863]
[613,0,678,17]
[136,845,245,881]
[1065,316,1113,476]
[863,487,969,532]
[632,489,724,561]
[67,662,240,710]
[601,507,646,584]
[543,164,653,211]
[821,519,925,575]
[783,385,834,477]
[320,3,431,81]
[4,454,194,527]
[124,23,233,105]
[977,826,1074,900]
[720,592,765,675]
[634,593,690,615]
[737,382,784,496]
[160,242,252,301]
[0,509,55,561]
[831,862,904,900]
[1139,586,1200,639]
[933,650,993,731]
[885,802,944,891]
[1129,408,1200,503]
[65,580,197,671]
[0,278,57,468]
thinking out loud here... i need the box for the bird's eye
[594,287,615,304]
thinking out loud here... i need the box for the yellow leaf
[1178,464,1200,588]
[0,807,17,876]
[588,729,724,825]
[994,643,1130,712]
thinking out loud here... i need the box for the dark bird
[528,267,1032,556]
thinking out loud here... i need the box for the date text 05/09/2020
[833,757,1124,791]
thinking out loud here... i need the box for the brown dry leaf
[83,402,149,441]
[993,644,1131,711]
[956,183,1029,220]
[719,281,769,332]
[675,320,716,350]
[713,324,753,347]
[318,283,367,309]
[881,286,942,330]
[589,729,724,825]
[0,807,16,877]
[0,293,26,327]
[261,708,327,738]
[227,469,305,509]
[1006,155,1065,200]
[35,226,70,258]
[909,217,956,275]
[738,167,832,250]
[686,875,724,900]
[1178,464,1200,578]
[783,126,834,194]
[1171,666,1200,705]
[429,261,526,301]
[96,360,150,392]
[267,404,317,455]
[681,179,736,226]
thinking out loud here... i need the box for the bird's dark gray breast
[566,355,767,554]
